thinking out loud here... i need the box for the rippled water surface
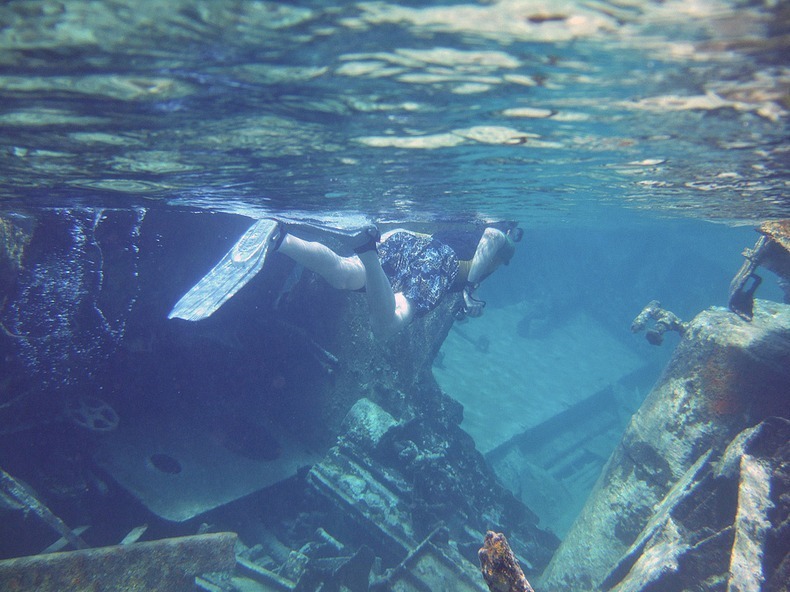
[0,0,787,222]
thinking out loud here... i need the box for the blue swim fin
[168,218,281,321]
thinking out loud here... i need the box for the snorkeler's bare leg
[277,234,366,290]
[467,227,507,284]
[356,249,414,338]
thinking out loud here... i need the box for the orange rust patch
[698,347,750,416]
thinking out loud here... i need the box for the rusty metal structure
[478,531,534,592]
[630,300,687,345]
[0,533,237,592]
[729,219,790,320]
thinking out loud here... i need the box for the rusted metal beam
[0,466,88,551]
[0,532,237,592]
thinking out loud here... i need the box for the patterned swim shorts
[377,231,459,316]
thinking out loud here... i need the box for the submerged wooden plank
[0,532,237,592]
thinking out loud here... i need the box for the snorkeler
[169,219,522,338]
[277,224,523,338]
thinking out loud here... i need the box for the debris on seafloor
[119,524,149,545]
[729,218,790,320]
[0,466,88,551]
[40,526,91,554]
[64,395,120,432]
[370,526,484,591]
[197,396,548,592]
[0,532,237,592]
[478,531,535,592]
[630,300,687,345]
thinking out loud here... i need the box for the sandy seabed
[434,303,645,454]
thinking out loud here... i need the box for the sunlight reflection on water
[0,0,786,222]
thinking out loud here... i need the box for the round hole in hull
[149,453,182,474]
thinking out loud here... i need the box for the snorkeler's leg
[277,234,366,290]
[356,249,413,338]
[467,227,507,284]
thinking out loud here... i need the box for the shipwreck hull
[540,300,790,591]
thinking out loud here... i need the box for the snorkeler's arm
[459,227,509,319]
[467,227,508,286]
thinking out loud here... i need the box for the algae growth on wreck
[0,1,788,591]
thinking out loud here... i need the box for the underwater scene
[0,1,788,591]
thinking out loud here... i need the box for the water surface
[0,0,786,221]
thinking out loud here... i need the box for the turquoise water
[0,0,788,587]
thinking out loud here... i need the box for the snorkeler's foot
[352,224,381,254]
